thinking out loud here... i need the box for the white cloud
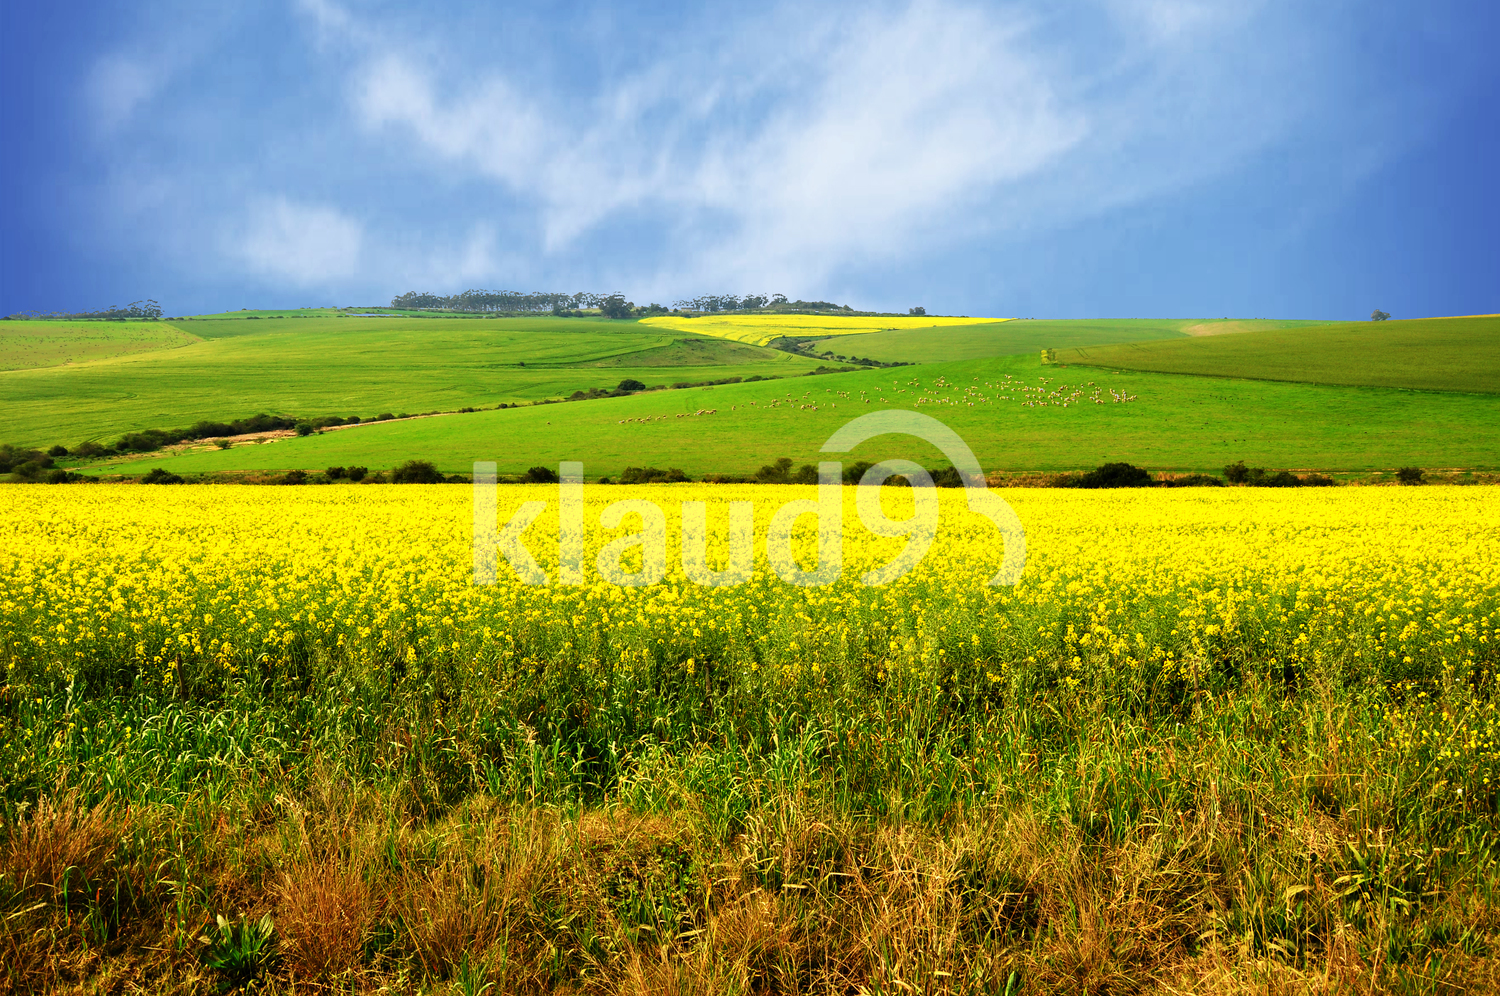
[234,197,363,286]
[335,0,1090,290]
[289,0,1327,297]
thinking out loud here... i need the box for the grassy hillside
[0,320,202,370]
[1059,315,1500,393]
[639,313,1005,347]
[808,318,1332,364]
[0,316,823,448]
[112,353,1500,478]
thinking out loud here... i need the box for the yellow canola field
[2,486,1496,709]
[640,314,1006,347]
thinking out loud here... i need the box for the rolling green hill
[1058,315,1500,394]
[803,318,1331,364]
[110,353,1500,478]
[0,316,823,448]
[0,320,202,370]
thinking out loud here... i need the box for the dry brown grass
[275,858,377,978]
[3,780,1496,995]
[2,792,124,901]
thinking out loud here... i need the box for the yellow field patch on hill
[641,313,1007,347]
[0,320,202,371]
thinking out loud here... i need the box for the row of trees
[390,290,603,312]
[388,289,876,316]
[5,299,163,321]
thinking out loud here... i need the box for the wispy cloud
[233,197,363,286]
[86,55,167,135]
[324,0,1105,293]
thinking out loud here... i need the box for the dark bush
[326,466,347,479]
[445,474,467,484]
[44,468,72,483]
[282,470,308,485]
[843,461,876,485]
[523,465,560,484]
[1260,470,1302,488]
[792,463,819,485]
[0,445,51,475]
[755,457,794,483]
[141,468,184,485]
[374,413,395,422]
[618,466,688,484]
[617,378,646,392]
[930,466,965,488]
[346,466,368,482]
[1063,462,1154,489]
[73,440,105,458]
[391,460,443,484]
[295,422,315,436]
[1163,474,1225,487]
[1397,466,1425,485]
[117,431,166,453]
[1224,460,1250,484]
[1301,473,1336,487]
[47,444,68,457]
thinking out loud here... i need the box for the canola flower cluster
[639,314,1005,347]
[1,486,1497,771]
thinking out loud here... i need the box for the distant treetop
[5,299,163,321]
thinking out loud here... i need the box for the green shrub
[1224,460,1250,484]
[754,457,793,484]
[524,466,560,484]
[1063,462,1154,489]
[294,422,315,436]
[0,445,50,475]
[1397,466,1425,485]
[326,466,347,480]
[72,440,105,458]
[391,460,443,484]
[346,466,368,482]
[282,470,308,485]
[930,466,964,488]
[1163,474,1225,487]
[47,444,68,457]
[141,468,184,484]
[618,466,688,484]
[617,378,646,392]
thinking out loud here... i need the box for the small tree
[1396,466,1424,485]
[909,306,926,316]
[1371,309,1391,322]
[391,460,443,484]
[600,294,635,319]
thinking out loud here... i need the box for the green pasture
[0,316,822,448]
[1060,315,1500,394]
[806,318,1332,364]
[0,320,202,371]
[116,353,1500,478]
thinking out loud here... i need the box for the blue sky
[2,0,1496,319]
